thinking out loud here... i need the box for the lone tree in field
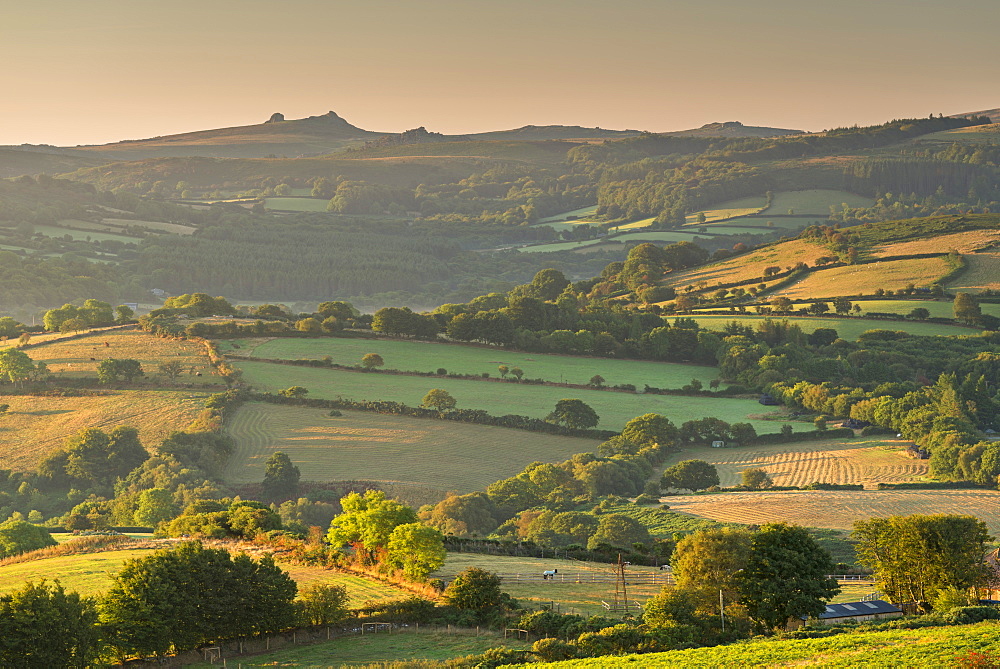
[96,358,143,384]
[909,307,930,320]
[361,353,384,371]
[546,399,599,430]
[421,388,456,413]
[954,292,982,325]
[510,367,524,381]
[0,348,36,387]
[262,451,301,501]
[737,523,839,631]
[661,459,719,492]
[621,413,679,450]
[443,568,516,620]
[741,468,773,490]
[158,360,185,380]
[589,374,605,388]
[296,583,349,627]
[497,364,509,379]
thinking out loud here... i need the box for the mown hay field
[665,239,830,288]
[770,257,951,299]
[950,252,1000,292]
[666,489,1000,535]
[0,543,405,606]
[222,403,600,495]
[228,336,722,390]
[25,329,218,385]
[540,622,1000,668]
[680,314,968,339]
[0,390,210,471]
[659,437,928,489]
[231,361,789,434]
[872,228,1000,257]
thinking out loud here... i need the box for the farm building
[792,600,902,628]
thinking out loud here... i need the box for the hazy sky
[3,0,997,146]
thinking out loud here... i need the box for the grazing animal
[542,569,558,580]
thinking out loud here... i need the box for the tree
[115,304,135,324]
[737,523,839,631]
[158,360,185,379]
[0,580,101,668]
[96,358,143,384]
[853,514,990,607]
[510,367,524,381]
[0,520,57,558]
[528,268,570,301]
[661,460,719,492]
[326,490,417,563]
[134,488,178,527]
[386,523,446,579]
[814,416,827,431]
[0,347,36,386]
[296,317,322,333]
[262,451,300,501]
[586,513,652,550]
[741,468,773,490]
[100,541,296,659]
[279,386,308,398]
[909,307,930,320]
[954,293,982,325]
[442,567,515,616]
[361,353,384,370]
[545,399,599,429]
[671,527,752,610]
[589,374,605,388]
[621,413,678,450]
[498,364,509,379]
[296,583,349,627]
[421,388,457,413]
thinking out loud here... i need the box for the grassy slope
[222,403,600,495]
[681,314,974,339]
[230,337,721,390]
[658,437,928,489]
[526,621,1000,667]
[231,361,789,433]
[771,257,952,299]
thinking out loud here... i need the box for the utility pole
[720,588,725,632]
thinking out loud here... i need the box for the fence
[496,571,675,586]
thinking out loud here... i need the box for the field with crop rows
[681,314,969,339]
[771,257,952,299]
[231,361,790,433]
[229,336,722,390]
[665,239,830,288]
[666,489,1000,534]
[0,543,406,605]
[0,390,210,470]
[950,252,1000,292]
[544,622,1000,668]
[659,437,927,489]
[25,329,218,384]
[222,403,600,496]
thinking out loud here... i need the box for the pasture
[264,197,332,212]
[185,630,531,668]
[872,228,1000,257]
[686,195,766,223]
[658,437,928,489]
[517,239,604,253]
[232,360,791,433]
[950,252,1000,292]
[921,122,1000,144]
[681,314,969,339]
[665,489,1000,535]
[665,239,830,288]
[435,554,668,617]
[765,189,874,215]
[30,224,138,243]
[770,257,952,299]
[25,328,218,384]
[229,336,722,390]
[222,403,601,497]
[608,231,721,244]
[792,299,1000,320]
[539,205,599,223]
[692,215,825,231]
[0,541,406,606]
[544,622,1000,667]
[0,390,210,470]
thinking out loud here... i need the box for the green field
[518,239,604,253]
[264,197,332,212]
[30,224,139,243]
[223,403,601,496]
[683,314,974,339]
[0,544,405,606]
[187,630,530,668]
[818,299,1000,319]
[609,231,722,244]
[538,205,599,223]
[765,189,875,215]
[695,216,824,231]
[228,337,722,390]
[686,196,767,223]
[232,360,794,433]
[529,621,1000,667]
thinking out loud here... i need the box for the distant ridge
[664,121,804,138]
[952,107,1000,123]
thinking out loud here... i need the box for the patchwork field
[770,257,952,299]
[872,228,1000,257]
[666,239,830,288]
[231,361,793,433]
[659,437,928,489]
[543,622,1000,668]
[950,252,1000,292]
[666,489,1000,535]
[226,336,722,390]
[222,403,601,495]
[0,542,405,606]
[25,328,218,384]
[0,390,210,470]
[681,314,970,339]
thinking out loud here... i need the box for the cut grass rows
[222,403,600,496]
